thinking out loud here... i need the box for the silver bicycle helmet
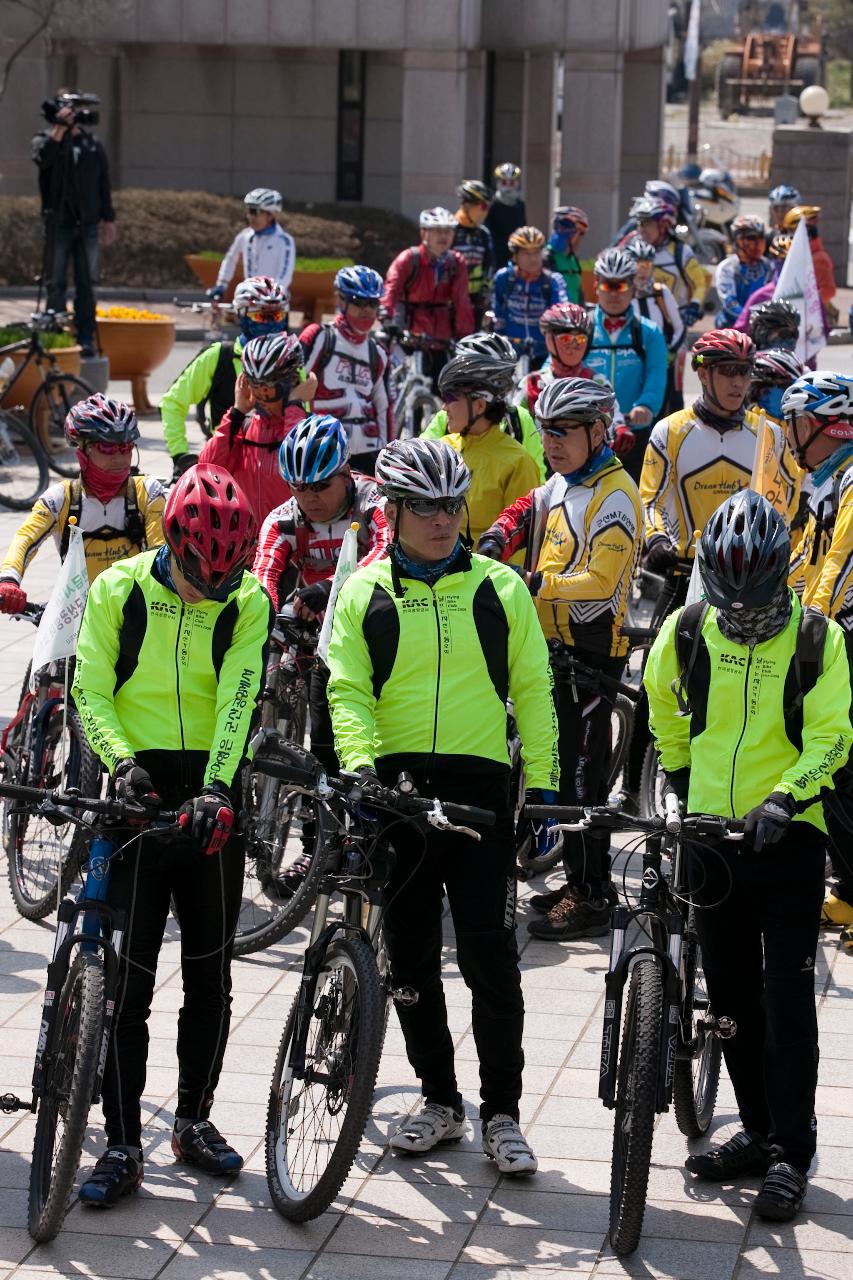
[594,247,637,282]
[455,332,517,363]
[244,187,282,212]
[535,377,616,428]
[375,439,471,501]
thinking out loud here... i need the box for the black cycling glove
[476,536,504,561]
[171,452,198,480]
[179,783,234,855]
[295,579,333,616]
[113,758,161,807]
[645,536,679,573]
[744,790,795,852]
[662,767,691,804]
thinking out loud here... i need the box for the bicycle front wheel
[266,934,384,1221]
[607,693,636,797]
[673,910,722,1137]
[6,703,101,920]
[29,950,105,1241]
[30,375,94,477]
[0,411,50,510]
[609,958,662,1257]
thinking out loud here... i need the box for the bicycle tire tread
[266,934,384,1221]
[609,958,662,1257]
[673,919,721,1138]
[28,951,105,1241]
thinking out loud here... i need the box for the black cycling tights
[100,830,245,1150]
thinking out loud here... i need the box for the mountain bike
[0,312,94,478]
[528,796,743,1256]
[0,405,50,511]
[383,331,446,439]
[0,780,179,1242]
[264,752,493,1222]
[515,646,640,878]
[1,606,101,920]
[234,608,325,955]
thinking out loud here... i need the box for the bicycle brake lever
[425,800,481,842]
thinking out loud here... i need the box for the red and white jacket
[380,244,475,344]
[199,403,306,531]
[252,474,391,611]
[299,318,394,458]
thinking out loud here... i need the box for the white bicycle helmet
[376,439,471,501]
[232,275,288,316]
[535,377,616,428]
[241,332,302,384]
[244,188,282,212]
[594,247,637,282]
[419,207,457,229]
[625,237,656,264]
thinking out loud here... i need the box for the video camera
[41,91,100,128]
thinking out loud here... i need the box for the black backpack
[194,340,238,435]
[671,598,828,750]
[588,313,647,365]
[60,477,147,560]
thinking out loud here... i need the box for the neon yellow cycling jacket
[72,548,273,786]
[644,594,853,831]
[326,549,560,790]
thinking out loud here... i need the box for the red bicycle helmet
[163,464,257,597]
[539,301,593,337]
[691,328,755,370]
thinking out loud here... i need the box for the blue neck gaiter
[392,539,463,587]
[562,445,614,487]
[813,443,853,488]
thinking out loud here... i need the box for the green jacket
[160,337,244,459]
[644,595,853,832]
[326,549,560,789]
[421,405,546,481]
[72,548,272,788]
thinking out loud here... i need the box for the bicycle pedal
[392,986,419,1008]
[700,1014,736,1039]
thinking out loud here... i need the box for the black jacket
[32,129,115,227]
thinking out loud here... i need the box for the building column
[399,49,484,219]
[522,51,556,231]
[619,46,666,225]
[559,50,625,255]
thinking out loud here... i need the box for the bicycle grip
[432,801,495,827]
[526,804,585,822]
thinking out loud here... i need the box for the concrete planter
[289,269,337,323]
[184,254,242,301]
[0,344,82,412]
[96,318,175,414]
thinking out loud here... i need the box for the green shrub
[0,190,417,289]
[0,323,75,349]
[827,58,852,107]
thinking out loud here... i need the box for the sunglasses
[246,307,286,323]
[348,299,380,310]
[596,280,631,293]
[554,332,588,346]
[540,421,591,437]
[246,207,266,216]
[90,441,133,455]
[714,362,753,379]
[402,496,466,518]
[290,478,335,494]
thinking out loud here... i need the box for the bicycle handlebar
[0,779,179,827]
[524,804,745,841]
[547,648,639,703]
[10,603,45,627]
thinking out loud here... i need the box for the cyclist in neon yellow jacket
[326,438,557,1178]
[72,465,272,1209]
[645,490,851,1225]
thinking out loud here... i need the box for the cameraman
[32,91,116,358]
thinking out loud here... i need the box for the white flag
[772,217,826,364]
[316,522,359,664]
[684,0,701,81]
[30,524,89,689]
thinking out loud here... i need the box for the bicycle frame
[0,329,62,408]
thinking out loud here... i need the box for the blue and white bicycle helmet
[334,265,383,304]
[768,184,801,208]
[279,414,350,485]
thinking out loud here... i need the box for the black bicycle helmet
[749,299,800,351]
[437,351,516,403]
[697,490,790,610]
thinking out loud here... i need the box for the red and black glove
[179,783,234,855]
[612,425,636,457]
[113,758,161,807]
[0,579,27,615]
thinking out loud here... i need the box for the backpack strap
[672,239,693,294]
[124,476,146,550]
[629,314,646,364]
[788,607,827,720]
[59,479,83,561]
[671,600,710,716]
[206,340,237,434]
[652,283,674,347]
[505,405,524,444]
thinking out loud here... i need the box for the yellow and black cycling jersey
[640,405,800,557]
[0,476,166,585]
[482,454,643,658]
[790,455,853,631]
